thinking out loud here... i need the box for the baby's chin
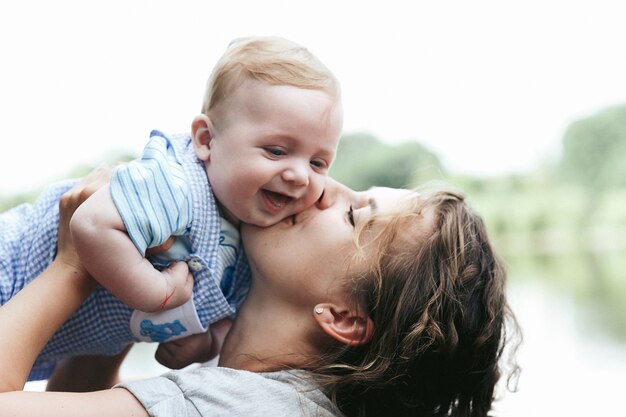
[222,207,285,228]
[245,211,292,228]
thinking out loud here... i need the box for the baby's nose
[282,163,309,186]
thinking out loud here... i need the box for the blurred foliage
[0,192,40,212]
[0,152,136,211]
[330,132,446,190]
[560,103,626,190]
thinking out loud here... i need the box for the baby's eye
[310,159,327,169]
[265,147,286,157]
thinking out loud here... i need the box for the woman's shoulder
[119,366,340,417]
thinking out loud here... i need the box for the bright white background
[2,0,626,195]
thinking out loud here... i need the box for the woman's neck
[218,294,320,372]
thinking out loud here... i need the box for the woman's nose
[316,178,359,209]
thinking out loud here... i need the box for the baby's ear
[191,114,214,161]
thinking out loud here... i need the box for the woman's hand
[57,164,114,271]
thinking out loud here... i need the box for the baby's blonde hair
[201,36,340,115]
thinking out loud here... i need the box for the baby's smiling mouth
[262,190,292,208]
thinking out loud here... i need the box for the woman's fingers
[57,163,116,269]
[60,163,115,218]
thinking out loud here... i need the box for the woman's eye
[265,148,285,157]
[348,205,355,227]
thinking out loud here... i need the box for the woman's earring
[314,306,324,315]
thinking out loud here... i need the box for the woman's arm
[0,257,95,391]
[0,166,149,417]
[0,385,147,417]
[0,167,102,391]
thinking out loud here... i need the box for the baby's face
[203,78,343,227]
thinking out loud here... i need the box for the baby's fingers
[161,262,194,309]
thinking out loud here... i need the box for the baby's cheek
[305,180,325,207]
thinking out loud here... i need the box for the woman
[0,170,518,416]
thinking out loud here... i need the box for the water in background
[494,279,626,416]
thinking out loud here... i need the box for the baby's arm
[70,187,193,312]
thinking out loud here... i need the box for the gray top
[119,366,339,417]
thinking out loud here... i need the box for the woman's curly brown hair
[310,189,520,417]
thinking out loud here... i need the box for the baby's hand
[154,331,213,369]
[159,262,194,310]
[154,318,232,369]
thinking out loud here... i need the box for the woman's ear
[313,303,374,346]
[191,114,214,161]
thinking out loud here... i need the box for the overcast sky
[1,0,625,194]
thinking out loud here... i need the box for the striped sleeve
[110,135,193,256]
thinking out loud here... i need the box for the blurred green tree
[330,132,445,190]
[560,104,626,190]
[0,152,137,212]
[559,103,626,226]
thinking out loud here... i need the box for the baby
[0,36,342,381]
[72,36,342,310]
